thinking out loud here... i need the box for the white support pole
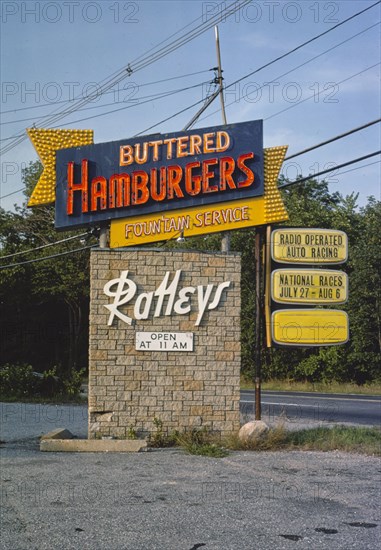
[215,26,230,253]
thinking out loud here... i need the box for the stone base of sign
[40,439,147,453]
[88,249,241,440]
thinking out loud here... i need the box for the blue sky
[1,0,380,211]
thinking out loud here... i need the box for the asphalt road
[1,401,380,550]
[240,391,381,428]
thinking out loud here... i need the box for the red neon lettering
[189,134,202,155]
[119,145,133,166]
[132,171,149,205]
[202,158,218,193]
[135,142,148,164]
[91,177,107,211]
[237,152,255,188]
[219,157,236,190]
[167,165,184,199]
[67,159,89,215]
[109,173,131,208]
[185,161,201,196]
[150,168,167,201]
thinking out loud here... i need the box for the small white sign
[136,332,194,352]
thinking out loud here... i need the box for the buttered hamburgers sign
[54,120,263,229]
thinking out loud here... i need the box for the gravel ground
[1,402,380,550]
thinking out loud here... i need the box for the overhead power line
[135,16,379,135]
[334,160,380,176]
[0,232,89,260]
[0,0,251,155]
[0,69,211,115]
[197,21,379,125]
[1,114,379,203]
[2,0,378,154]
[0,244,96,271]
[135,60,380,137]
[279,151,381,189]
[0,187,24,199]
[223,1,381,95]
[285,119,381,160]
[4,19,377,142]
[0,80,210,128]
[265,63,380,122]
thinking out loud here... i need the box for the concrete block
[40,439,148,453]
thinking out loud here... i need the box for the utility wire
[2,0,377,152]
[136,19,379,134]
[197,21,379,125]
[284,119,381,160]
[0,232,89,260]
[0,70,211,115]
[0,245,96,271]
[334,160,380,176]
[0,81,210,127]
[0,187,24,199]
[2,1,377,149]
[4,18,375,140]
[223,1,381,95]
[279,151,381,189]
[2,119,378,201]
[135,60,379,137]
[3,8,229,144]
[0,0,250,155]
[264,63,380,122]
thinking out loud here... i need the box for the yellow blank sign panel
[272,309,349,346]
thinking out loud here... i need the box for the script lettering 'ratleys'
[103,270,231,326]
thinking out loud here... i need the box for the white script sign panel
[136,332,194,352]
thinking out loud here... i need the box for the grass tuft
[224,425,288,451]
[224,424,381,456]
[285,425,381,455]
[175,427,228,458]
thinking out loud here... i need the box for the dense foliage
[0,162,96,382]
[0,162,380,385]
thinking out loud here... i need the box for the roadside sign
[271,269,348,304]
[271,228,348,264]
[271,309,349,346]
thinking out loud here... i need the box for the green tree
[344,198,381,382]
[0,161,95,375]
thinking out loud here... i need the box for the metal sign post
[254,229,263,420]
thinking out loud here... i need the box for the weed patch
[176,428,228,458]
[285,425,381,455]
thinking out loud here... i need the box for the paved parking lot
[1,402,380,550]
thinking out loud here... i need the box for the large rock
[238,421,269,442]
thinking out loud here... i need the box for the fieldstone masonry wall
[89,249,241,439]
